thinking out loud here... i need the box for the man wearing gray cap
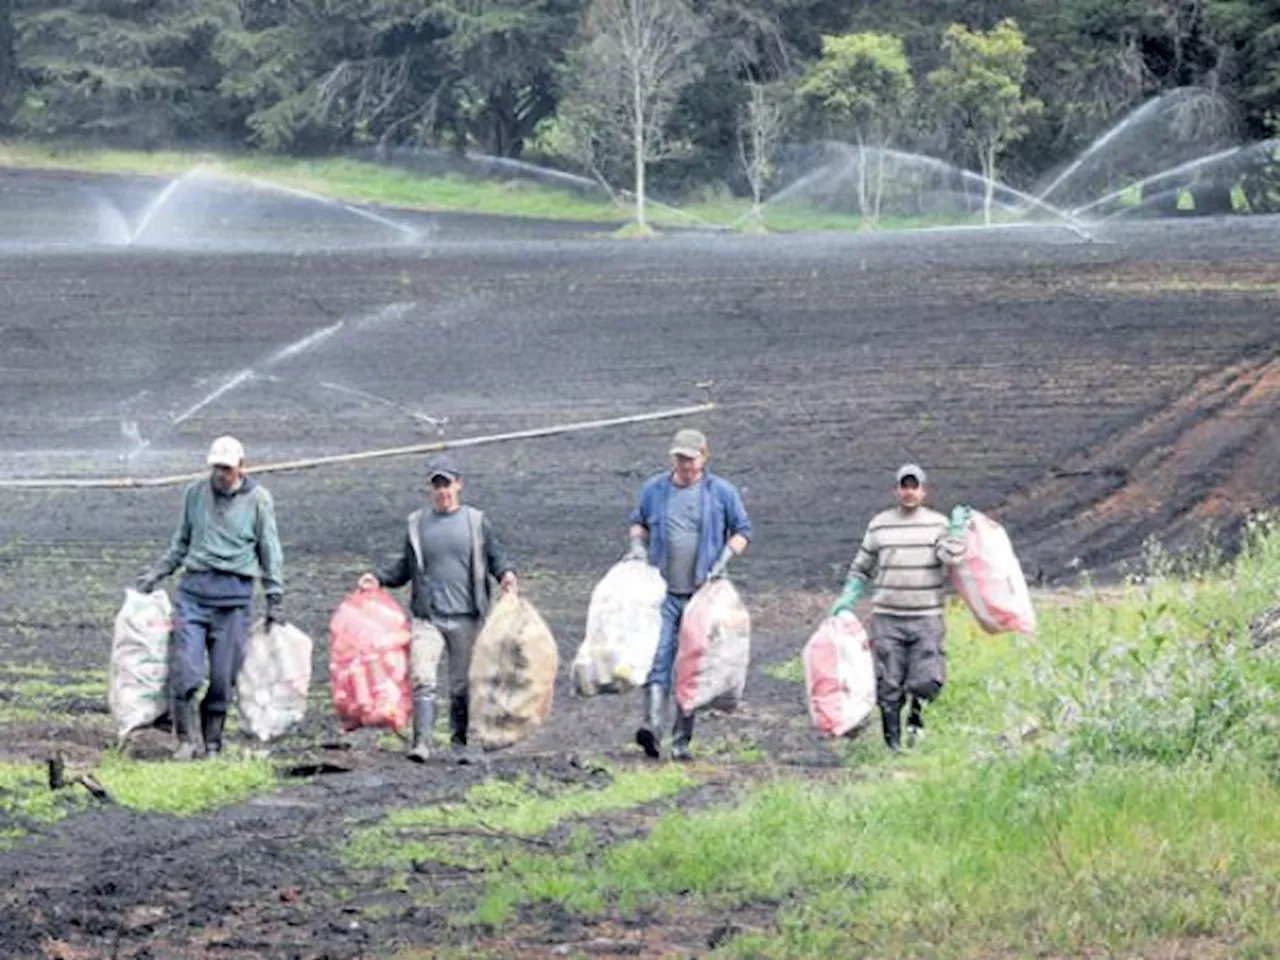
[361,454,517,761]
[626,428,753,760]
[137,435,285,760]
[830,464,970,751]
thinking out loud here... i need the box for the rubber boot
[906,697,924,749]
[881,704,902,753]
[635,684,666,759]
[408,694,436,763]
[670,708,696,762]
[172,694,203,762]
[200,705,226,758]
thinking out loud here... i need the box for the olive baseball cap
[669,428,708,458]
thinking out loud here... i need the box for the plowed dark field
[0,168,1277,959]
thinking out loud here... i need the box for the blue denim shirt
[630,470,753,591]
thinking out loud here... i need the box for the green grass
[344,764,695,875]
[0,139,1025,235]
[0,761,81,845]
[715,760,1280,958]
[0,662,107,724]
[438,518,1280,955]
[0,140,634,224]
[0,754,278,847]
[765,656,804,685]
[95,753,278,814]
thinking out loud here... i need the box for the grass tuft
[95,753,278,814]
[345,764,695,873]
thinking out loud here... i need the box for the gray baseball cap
[427,454,461,481]
[896,463,927,485]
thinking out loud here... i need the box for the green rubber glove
[949,504,973,538]
[829,578,865,617]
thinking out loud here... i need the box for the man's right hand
[829,579,865,618]
[624,537,648,562]
[358,573,380,590]
[135,572,161,594]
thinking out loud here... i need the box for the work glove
[949,504,973,538]
[624,536,648,562]
[707,545,735,581]
[265,595,285,629]
[829,578,865,618]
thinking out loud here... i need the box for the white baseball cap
[206,435,245,468]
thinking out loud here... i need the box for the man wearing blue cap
[626,428,752,760]
[830,463,970,751]
[361,454,517,761]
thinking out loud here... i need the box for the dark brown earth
[0,168,1277,958]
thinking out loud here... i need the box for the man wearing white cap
[830,463,969,751]
[137,435,284,760]
[627,428,752,760]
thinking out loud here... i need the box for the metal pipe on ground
[0,403,716,490]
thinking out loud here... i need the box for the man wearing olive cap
[361,454,517,762]
[626,428,752,760]
[137,435,285,760]
[830,463,970,751]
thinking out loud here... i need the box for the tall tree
[569,0,706,230]
[13,0,237,144]
[928,18,1043,223]
[737,79,787,224]
[435,0,581,156]
[0,0,15,127]
[796,32,915,222]
[216,0,428,152]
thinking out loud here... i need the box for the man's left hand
[500,571,519,595]
[707,546,735,581]
[265,595,285,628]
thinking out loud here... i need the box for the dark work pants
[172,590,252,719]
[872,614,947,712]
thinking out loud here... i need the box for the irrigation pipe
[0,402,715,491]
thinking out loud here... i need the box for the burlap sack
[803,613,875,739]
[237,620,313,742]
[469,593,558,751]
[109,588,173,741]
[674,579,751,714]
[571,559,664,696]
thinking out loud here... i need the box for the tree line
[1,0,1277,211]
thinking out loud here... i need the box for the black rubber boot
[172,694,203,762]
[635,684,666,759]
[881,704,902,753]
[906,697,925,748]
[200,705,226,758]
[670,708,696,762]
[449,694,469,748]
[409,694,436,763]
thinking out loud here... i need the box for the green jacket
[155,476,284,597]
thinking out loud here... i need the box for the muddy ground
[0,168,1278,958]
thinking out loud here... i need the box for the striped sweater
[848,506,965,617]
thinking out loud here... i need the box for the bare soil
[0,168,1277,958]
